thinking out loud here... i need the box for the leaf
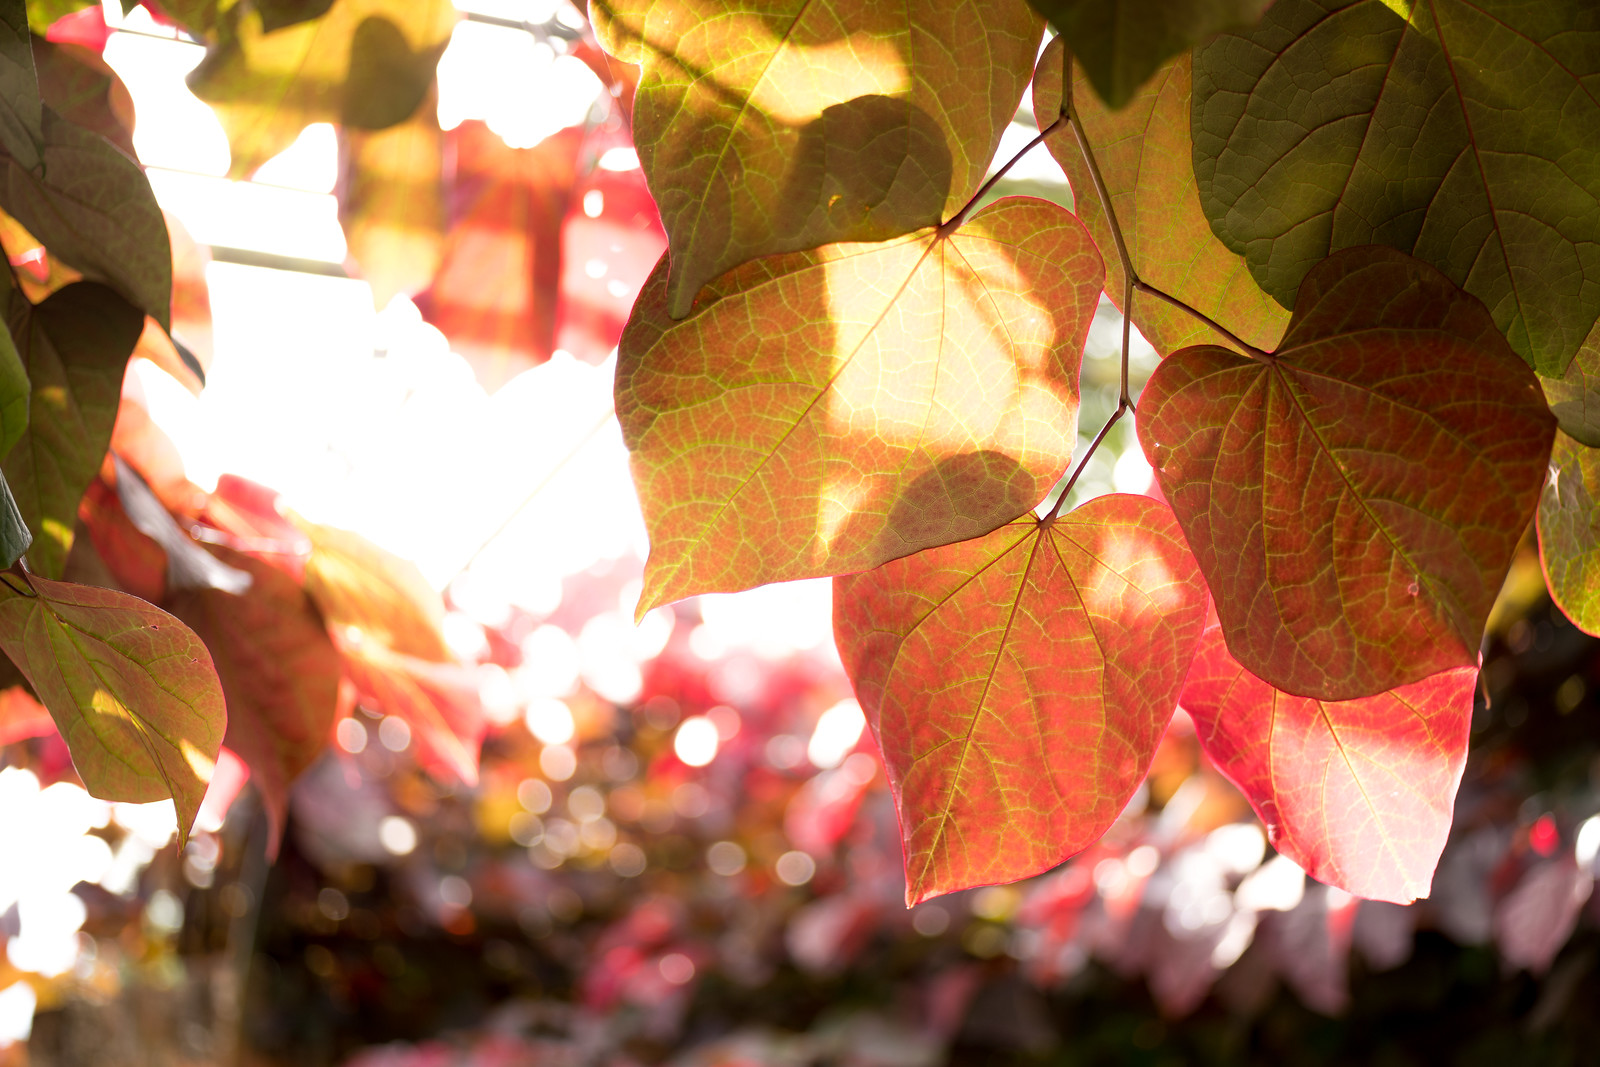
[1540,326,1600,448]
[0,290,26,461]
[294,516,449,663]
[834,494,1208,904]
[0,0,42,171]
[1026,0,1272,109]
[591,0,1044,317]
[1031,37,1287,357]
[110,455,249,594]
[0,106,172,328]
[1536,431,1600,636]
[0,681,52,746]
[1137,246,1554,700]
[339,97,444,309]
[337,631,483,785]
[618,196,1101,611]
[257,0,335,34]
[79,474,166,601]
[1493,857,1592,975]
[167,544,341,856]
[1192,0,1600,376]
[415,122,581,391]
[5,280,144,579]
[188,0,456,177]
[0,469,28,568]
[0,570,225,841]
[1182,627,1474,904]
[32,33,135,160]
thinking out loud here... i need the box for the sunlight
[436,21,602,148]
[102,31,230,176]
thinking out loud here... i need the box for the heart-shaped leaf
[0,569,225,841]
[1193,0,1600,375]
[339,99,444,309]
[1026,0,1272,109]
[5,280,143,578]
[1183,627,1475,903]
[591,0,1043,316]
[1540,330,1600,448]
[619,196,1101,611]
[1138,246,1553,700]
[834,494,1207,904]
[1031,37,1287,357]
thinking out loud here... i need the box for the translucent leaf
[618,197,1101,611]
[1183,626,1474,903]
[835,494,1208,903]
[592,0,1043,316]
[1138,246,1554,699]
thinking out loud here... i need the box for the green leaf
[1540,323,1600,448]
[591,0,1044,318]
[0,471,30,568]
[5,281,144,579]
[1538,431,1600,636]
[618,197,1102,611]
[24,1,96,35]
[0,106,172,328]
[0,0,41,171]
[0,570,226,842]
[0,275,29,462]
[189,0,456,177]
[1193,0,1600,376]
[1027,0,1272,109]
[1032,36,1287,356]
[835,494,1208,904]
[1138,246,1555,700]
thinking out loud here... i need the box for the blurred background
[2,2,1600,1064]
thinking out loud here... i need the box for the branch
[1042,399,1131,525]
[938,115,1065,238]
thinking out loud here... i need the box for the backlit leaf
[1193,0,1600,375]
[592,0,1043,317]
[834,494,1207,904]
[1138,246,1554,700]
[1027,0,1272,109]
[1540,328,1600,448]
[0,570,225,841]
[1031,37,1287,356]
[339,99,444,309]
[168,544,340,855]
[6,280,144,579]
[110,455,249,594]
[337,631,483,785]
[0,106,171,327]
[294,516,449,663]
[1537,431,1600,637]
[188,0,455,178]
[618,197,1100,611]
[1182,627,1474,903]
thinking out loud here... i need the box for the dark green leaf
[0,0,42,170]
[0,471,30,568]
[0,107,172,328]
[1193,0,1600,376]
[5,281,143,578]
[33,33,136,160]
[1029,0,1272,109]
[258,0,336,33]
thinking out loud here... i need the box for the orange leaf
[834,494,1208,904]
[619,196,1101,611]
[1182,627,1475,904]
[294,516,449,663]
[1138,246,1554,700]
[337,632,483,785]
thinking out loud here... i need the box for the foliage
[0,2,1596,1044]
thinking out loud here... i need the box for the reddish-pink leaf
[337,632,484,785]
[834,494,1207,905]
[0,683,54,747]
[1182,627,1475,904]
[1138,246,1555,700]
[1493,857,1592,975]
[621,197,1101,611]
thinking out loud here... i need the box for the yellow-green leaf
[592,0,1044,317]
[0,571,225,842]
[618,196,1102,611]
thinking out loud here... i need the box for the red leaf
[416,122,582,391]
[1181,627,1475,904]
[167,546,342,855]
[337,632,485,785]
[1494,857,1592,975]
[1138,246,1555,699]
[0,684,55,748]
[835,494,1207,904]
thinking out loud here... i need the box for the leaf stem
[1042,399,1130,525]
[938,115,1065,238]
[1133,278,1269,361]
